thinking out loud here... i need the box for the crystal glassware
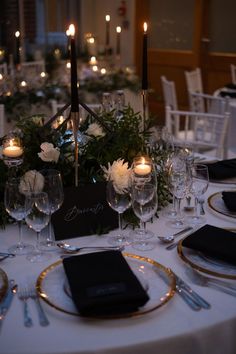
[188,164,209,225]
[4,177,34,255]
[131,182,158,251]
[38,169,64,251]
[106,180,131,246]
[130,155,158,249]
[25,192,51,262]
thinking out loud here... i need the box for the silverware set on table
[17,284,50,327]
[0,281,49,331]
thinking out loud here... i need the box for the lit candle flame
[68,24,75,37]
[143,22,147,33]
[116,26,121,33]
[105,15,110,22]
[15,31,20,38]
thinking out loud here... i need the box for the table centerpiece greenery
[0,105,172,229]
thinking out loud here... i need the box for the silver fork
[28,286,49,326]
[186,267,236,297]
[18,287,33,327]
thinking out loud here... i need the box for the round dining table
[0,169,236,354]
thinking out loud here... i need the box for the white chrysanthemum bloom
[19,170,44,194]
[85,123,105,138]
[102,159,131,194]
[38,142,60,163]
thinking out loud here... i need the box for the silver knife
[0,280,17,332]
[173,272,211,310]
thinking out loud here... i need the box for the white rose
[102,159,131,194]
[19,170,44,193]
[38,142,60,163]
[85,123,105,138]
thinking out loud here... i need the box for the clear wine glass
[131,182,158,251]
[168,170,188,229]
[4,178,34,255]
[188,164,209,225]
[106,181,131,246]
[25,192,51,262]
[39,169,64,251]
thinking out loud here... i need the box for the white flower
[38,142,60,163]
[102,159,131,194]
[19,170,44,193]
[85,123,105,138]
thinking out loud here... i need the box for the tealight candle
[133,157,152,176]
[3,140,23,158]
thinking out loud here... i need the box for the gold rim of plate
[177,232,236,280]
[208,191,236,219]
[0,268,8,303]
[36,252,176,319]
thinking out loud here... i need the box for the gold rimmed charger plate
[177,231,236,280]
[36,252,176,319]
[0,268,8,303]
[208,191,236,219]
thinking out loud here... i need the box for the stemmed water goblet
[168,169,188,229]
[39,169,64,251]
[130,155,158,250]
[131,182,158,251]
[25,191,51,262]
[188,164,209,225]
[106,180,131,246]
[4,177,34,255]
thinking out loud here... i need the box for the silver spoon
[158,226,193,244]
[57,242,125,254]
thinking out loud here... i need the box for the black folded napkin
[222,191,236,212]
[182,224,236,265]
[219,90,236,98]
[225,83,236,90]
[207,159,236,180]
[63,251,149,317]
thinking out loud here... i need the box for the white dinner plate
[208,191,236,219]
[36,252,175,318]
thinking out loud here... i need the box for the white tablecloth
[0,180,236,354]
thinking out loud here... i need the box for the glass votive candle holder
[2,132,24,167]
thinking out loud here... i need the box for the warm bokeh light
[40,71,46,78]
[101,68,106,74]
[92,65,98,72]
[116,26,122,33]
[68,24,75,36]
[66,62,71,69]
[105,15,110,22]
[20,81,27,87]
[15,31,20,38]
[0,74,3,80]
[88,37,95,44]
[143,22,148,32]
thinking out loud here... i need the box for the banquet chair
[185,67,203,94]
[188,91,230,115]
[165,106,230,159]
[161,76,179,132]
[230,64,236,84]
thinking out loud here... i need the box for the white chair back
[185,67,203,94]
[161,75,179,134]
[230,64,236,85]
[166,106,229,159]
[188,91,229,115]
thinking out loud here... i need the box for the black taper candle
[105,15,110,47]
[70,26,79,112]
[15,31,20,65]
[141,23,148,90]
[116,26,121,56]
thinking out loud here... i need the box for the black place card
[52,182,118,239]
